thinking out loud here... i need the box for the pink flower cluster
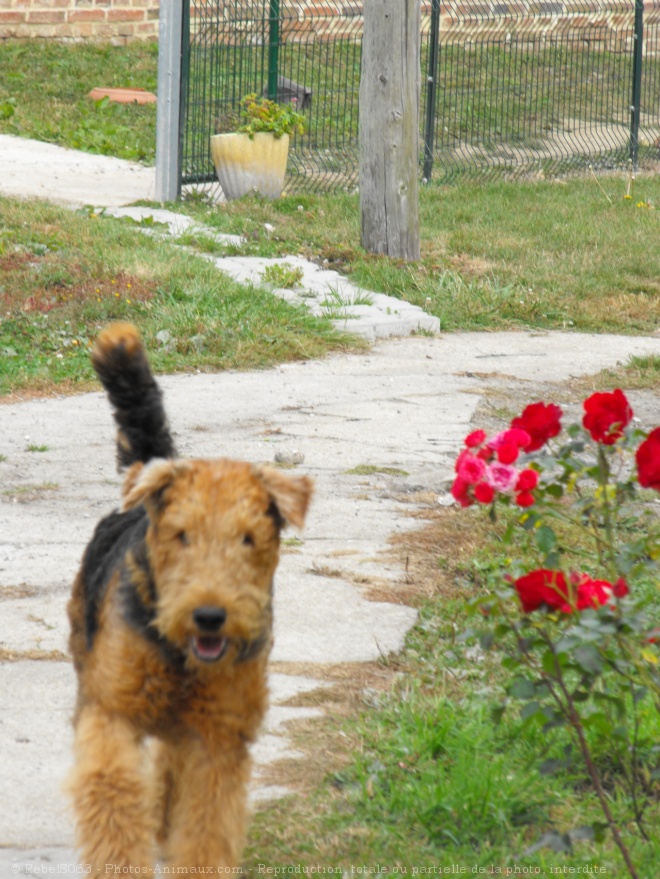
[451,427,540,508]
[451,389,660,508]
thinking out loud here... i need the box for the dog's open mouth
[191,635,229,663]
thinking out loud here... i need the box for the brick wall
[0,0,159,42]
[1,0,658,53]
[207,0,660,56]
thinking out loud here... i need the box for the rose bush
[454,388,660,878]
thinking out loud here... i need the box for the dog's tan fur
[67,323,312,873]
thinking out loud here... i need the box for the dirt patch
[0,647,69,662]
[0,380,97,405]
[0,584,41,601]
[256,659,396,793]
[448,252,497,278]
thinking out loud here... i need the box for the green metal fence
[180,0,660,195]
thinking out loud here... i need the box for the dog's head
[122,457,312,670]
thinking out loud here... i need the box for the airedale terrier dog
[67,323,312,873]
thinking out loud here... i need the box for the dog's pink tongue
[195,636,226,660]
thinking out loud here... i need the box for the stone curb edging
[102,206,441,341]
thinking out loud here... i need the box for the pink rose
[486,462,518,493]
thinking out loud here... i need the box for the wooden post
[359,0,421,261]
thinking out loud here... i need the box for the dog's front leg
[163,734,252,870]
[68,702,156,874]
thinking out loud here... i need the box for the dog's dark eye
[176,531,189,546]
[242,533,255,547]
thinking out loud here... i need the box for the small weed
[352,290,374,306]
[282,536,304,549]
[26,444,49,453]
[344,464,409,477]
[0,454,7,463]
[261,262,304,289]
[3,482,60,502]
[318,286,372,320]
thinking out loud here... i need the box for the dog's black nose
[192,606,227,632]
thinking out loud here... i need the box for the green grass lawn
[0,198,361,397]
[181,175,660,335]
[0,40,157,162]
[4,175,660,398]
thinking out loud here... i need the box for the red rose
[454,449,470,473]
[465,429,487,448]
[559,574,628,613]
[450,476,473,508]
[636,427,660,491]
[457,452,486,485]
[515,469,539,492]
[515,570,628,615]
[515,491,536,508]
[496,441,519,465]
[511,402,562,452]
[573,576,612,611]
[582,389,632,445]
[506,427,533,448]
[572,574,628,611]
[474,482,495,504]
[491,429,530,465]
[513,569,569,613]
[613,577,629,598]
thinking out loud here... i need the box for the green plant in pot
[210,94,306,200]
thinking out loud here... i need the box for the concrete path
[0,134,155,208]
[3,137,660,873]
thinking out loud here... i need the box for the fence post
[267,0,280,100]
[423,0,441,182]
[360,0,421,261]
[155,0,184,201]
[629,0,644,171]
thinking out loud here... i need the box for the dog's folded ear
[122,459,192,513]
[254,466,314,530]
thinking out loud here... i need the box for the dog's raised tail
[91,323,176,470]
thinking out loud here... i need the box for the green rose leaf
[573,644,603,675]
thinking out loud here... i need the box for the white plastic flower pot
[210,132,290,200]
